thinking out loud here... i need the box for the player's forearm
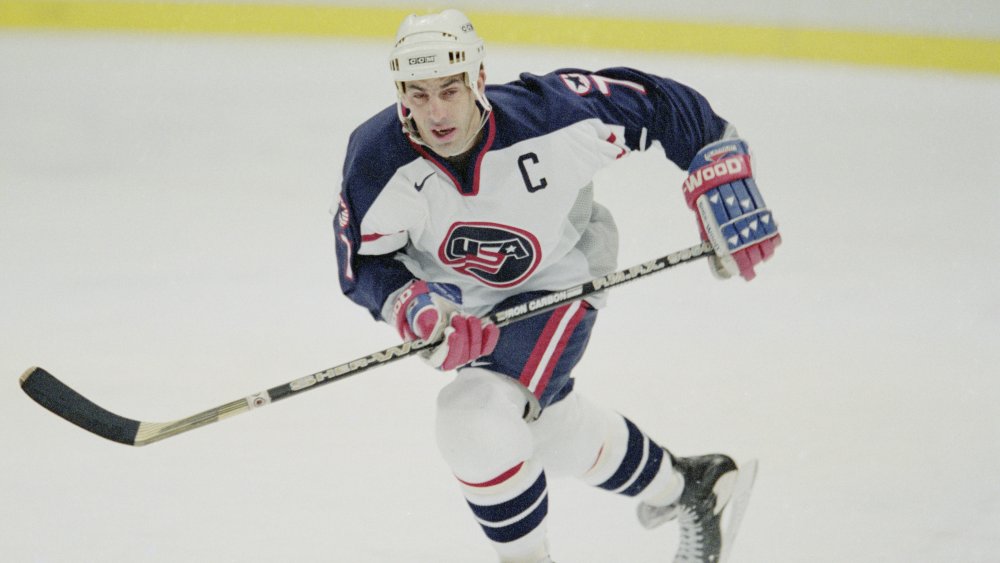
[342,254,416,321]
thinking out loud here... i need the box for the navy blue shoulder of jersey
[340,104,418,216]
[487,67,729,169]
[336,105,418,320]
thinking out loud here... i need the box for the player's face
[401,70,485,157]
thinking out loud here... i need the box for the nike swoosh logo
[414,172,434,192]
[467,360,493,368]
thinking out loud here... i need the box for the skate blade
[718,459,758,563]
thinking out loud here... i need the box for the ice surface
[2,30,998,562]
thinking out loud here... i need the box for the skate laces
[674,504,707,561]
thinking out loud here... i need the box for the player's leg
[480,293,681,507]
[530,386,750,562]
[435,297,597,562]
[530,392,685,508]
[436,368,550,562]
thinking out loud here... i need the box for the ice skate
[637,490,682,529]
[638,454,757,563]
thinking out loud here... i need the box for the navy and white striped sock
[583,416,682,506]
[457,459,550,562]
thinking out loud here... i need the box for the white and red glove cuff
[387,280,499,371]
[389,280,462,342]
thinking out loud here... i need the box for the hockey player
[333,9,779,562]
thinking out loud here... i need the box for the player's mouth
[431,127,457,141]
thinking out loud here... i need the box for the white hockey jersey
[334,67,730,319]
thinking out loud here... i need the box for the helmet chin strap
[441,101,490,158]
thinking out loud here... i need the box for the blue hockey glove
[682,138,781,280]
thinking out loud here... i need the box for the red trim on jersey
[360,230,405,243]
[335,195,354,280]
[559,73,595,96]
[606,132,627,159]
[338,232,354,281]
[469,111,497,195]
[457,461,525,488]
[408,111,496,197]
[411,142,462,192]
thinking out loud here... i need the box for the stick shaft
[265,240,713,401]
[21,241,713,446]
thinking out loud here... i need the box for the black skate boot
[638,453,757,563]
[672,454,737,562]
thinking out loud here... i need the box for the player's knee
[435,369,534,482]
[531,392,620,478]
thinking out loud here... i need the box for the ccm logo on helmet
[438,222,541,288]
[683,155,751,195]
[409,55,436,65]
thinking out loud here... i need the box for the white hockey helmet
[389,9,491,143]
[390,9,486,90]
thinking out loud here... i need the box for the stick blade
[20,366,141,446]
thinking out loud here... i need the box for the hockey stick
[20,241,713,446]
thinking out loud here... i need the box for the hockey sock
[582,416,682,507]
[457,459,550,562]
[435,370,550,561]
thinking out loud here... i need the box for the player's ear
[476,65,486,96]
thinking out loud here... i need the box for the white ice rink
[2,29,998,562]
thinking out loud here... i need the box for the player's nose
[427,97,448,122]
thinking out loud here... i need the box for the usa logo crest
[438,222,542,288]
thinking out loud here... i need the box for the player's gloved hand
[682,138,781,281]
[391,280,500,371]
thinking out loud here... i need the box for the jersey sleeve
[523,67,731,169]
[334,112,418,321]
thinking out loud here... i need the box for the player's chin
[429,140,460,157]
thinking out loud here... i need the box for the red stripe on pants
[519,302,587,399]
